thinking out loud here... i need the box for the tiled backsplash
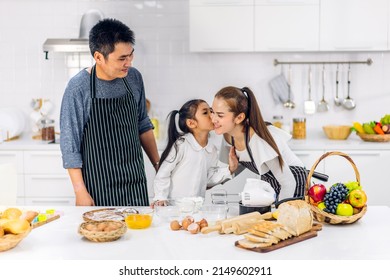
[1,0,390,138]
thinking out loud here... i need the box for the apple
[336,203,354,216]
[317,202,326,211]
[308,184,327,203]
[348,189,367,208]
[344,181,362,193]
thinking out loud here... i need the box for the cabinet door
[324,150,390,206]
[320,0,388,51]
[24,151,66,174]
[190,0,254,52]
[292,150,325,184]
[254,0,319,51]
[0,151,25,199]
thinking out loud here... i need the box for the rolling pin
[201,212,270,234]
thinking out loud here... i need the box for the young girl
[211,86,306,201]
[152,99,233,204]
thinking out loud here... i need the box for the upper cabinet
[189,0,390,52]
[320,0,388,51]
[254,0,319,51]
[189,0,254,52]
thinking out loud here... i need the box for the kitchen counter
[2,132,390,151]
[0,205,389,260]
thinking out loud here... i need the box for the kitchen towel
[269,74,294,104]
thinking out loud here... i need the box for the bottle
[292,118,306,139]
[150,110,159,140]
[41,117,55,141]
[272,115,284,129]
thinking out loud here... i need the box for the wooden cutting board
[32,214,60,229]
[235,222,322,253]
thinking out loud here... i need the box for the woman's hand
[228,146,238,174]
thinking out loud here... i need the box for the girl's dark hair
[214,86,284,169]
[89,18,135,58]
[159,99,207,166]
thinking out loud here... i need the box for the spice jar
[272,115,284,129]
[41,118,55,141]
[292,118,306,139]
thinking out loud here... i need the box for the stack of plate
[0,107,26,140]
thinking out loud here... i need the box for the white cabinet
[320,0,388,51]
[23,151,75,206]
[254,0,319,51]
[324,150,390,206]
[189,0,254,52]
[0,151,25,204]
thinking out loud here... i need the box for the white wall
[1,0,390,139]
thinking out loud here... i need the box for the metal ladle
[283,64,295,109]
[334,64,342,106]
[317,64,329,112]
[343,64,356,110]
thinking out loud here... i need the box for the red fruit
[308,184,327,203]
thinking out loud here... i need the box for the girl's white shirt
[219,125,304,200]
[153,133,232,201]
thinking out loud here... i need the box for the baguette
[201,212,263,234]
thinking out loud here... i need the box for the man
[60,18,159,206]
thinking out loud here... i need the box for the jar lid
[40,118,55,125]
[293,118,306,122]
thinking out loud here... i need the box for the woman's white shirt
[153,133,231,201]
[220,126,304,200]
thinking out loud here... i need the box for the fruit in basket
[352,122,364,134]
[336,203,354,216]
[308,183,327,203]
[362,123,375,134]
[317,202,326,211]
[323,183,349,214]
[348,189,367,208]
[380,114,390,125]
[344,181,362,193]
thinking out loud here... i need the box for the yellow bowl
[125,208,153,229]
[322,125,352,140]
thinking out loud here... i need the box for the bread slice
[252,221,292,240]
[244,232,279,244]
[237,238,273,249]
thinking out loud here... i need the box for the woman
[211,86,306,201]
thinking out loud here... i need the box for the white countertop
[2,132,390,151]
[1,205,389,260]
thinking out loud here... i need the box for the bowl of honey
[124,208,154,229]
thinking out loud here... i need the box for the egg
[187,222,200,234]
[170,220,181,231]
[181,218,192,230]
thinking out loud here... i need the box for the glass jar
[272,115,284,129]
[41,118,55,141]
[292,118,306,139]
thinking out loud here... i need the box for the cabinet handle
[29,200,73,205]
[343,152,381,156]
[30,175,68,180]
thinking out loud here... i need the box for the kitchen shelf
[273,58,373,66]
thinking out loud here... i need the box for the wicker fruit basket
[78,220,127,242]
[0,226,32,252]
[305,151,367,225]
[357,133,390,142]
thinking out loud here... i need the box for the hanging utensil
[283,64,295,109]
[334,64,342,106]
[304,65,316,114]
[342,64,356,110]
[317,64,329,112]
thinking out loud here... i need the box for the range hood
[43,9,104,58]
